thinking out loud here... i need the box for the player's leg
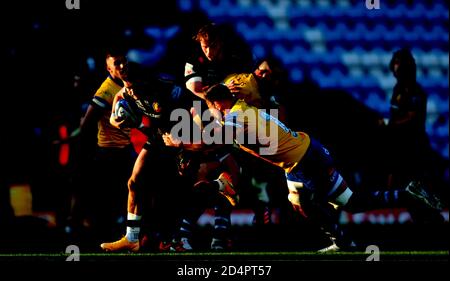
[169,151,211,251]
[210,194,233,251]
[181,150,239,251]
[93,145,136,242]
[170,184,213,251]
[191,151,240,207]
[291,138,442,218]
[305,146,445,221]
[100,146,150,252]
[236,151,273,226]
[286,138,357,251]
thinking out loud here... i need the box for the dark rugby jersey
[123,80,193,145]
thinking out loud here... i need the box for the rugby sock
[345,189,406,213]
[175,190,208,241]
[212,179,223,192]
[125,212,141,242]
[212,199,232,248]
[251,177,271,224]
[179,219,194,240]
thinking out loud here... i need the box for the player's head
[105,47,129,81]
[389,48,416,81]
[254,60,273,80]
[254,57,284,85]
[122,62,152,99]
[253,57,288,98]
[194,23,223,61]
[205,83,234,112]
[125,62,146,85]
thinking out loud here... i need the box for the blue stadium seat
[177,0,193,12]
[427,3,447,20]
[364,24,386,43]
[365,91,389,114]
[251,43,267,59]
[289,67,304,83]
[409,3,427,18]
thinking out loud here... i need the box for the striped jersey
[91,76,131,148]
[224,99,310,173]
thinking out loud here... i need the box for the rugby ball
[114,99,141,128]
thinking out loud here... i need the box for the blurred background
[1,0,448,253]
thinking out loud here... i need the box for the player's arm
[389,87,426,127]
[163,114,241,150]
[53,91,106,145]
[184,62,216,109]
[186,80,216,109]
[389,95,424,127]
[185,62,204,98]
[54,95,103,145]
[389,110,417,126]
[80,103,103,133]
[186,80,206,100]
[162,133,203,151]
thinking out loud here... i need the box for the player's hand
[110,114,126,129]
[162,133,182,147]
[51,127,80,145]
[288,190,308,218]
[52,139,68,145]
[193,180,213,190]
[291,203,308,218]
[225,79,241,93]
[193,180,219,198]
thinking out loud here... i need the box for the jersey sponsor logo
[134,99,161,119]
[152,102,161,113]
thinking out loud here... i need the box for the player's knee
[127,177,137,192]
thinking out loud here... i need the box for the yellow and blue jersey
[92,76,131,148]
[224,99,310,173]
[222,73,263,107]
